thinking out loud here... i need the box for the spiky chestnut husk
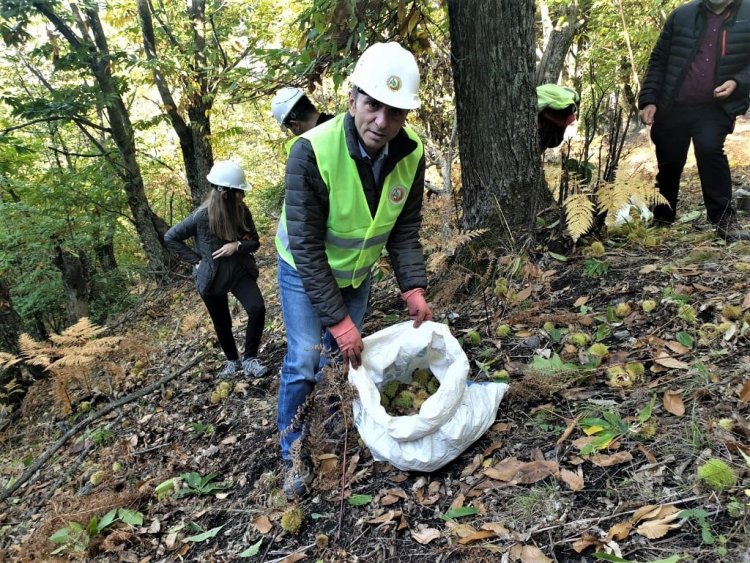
[496,324,511,337]
[722,305,743,321]
[677,304,697,324]
[382,380,400,399]
[412,368,431,387]
[589,241,605,257]
[569,332,590,347]
[280,506,303,534]
[697,459,737,490]
[614,302,632,318]
[641,300,657,313]
[588,343,609,357]
[465,329,481,345]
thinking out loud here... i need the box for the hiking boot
[242,357,268,378]
[218,359,241,378]
[716,216,750,242]
[283,461,313,500]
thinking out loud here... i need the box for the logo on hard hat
[386,75,402,91]
[389,186,406,204]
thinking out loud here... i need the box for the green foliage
[174,472,231,498]
[678,508,714,544]
[530,353,578,375]
[49,508,143,555]
[579,411,630,456]
[184,525,224,543]
[441,506,479,520]
[583,258,609,278]
[347,494,373,506]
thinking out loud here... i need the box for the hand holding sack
[402,288,432,327]
[329,315,364,368]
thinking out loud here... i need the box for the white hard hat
[349,42,421,110]
[271,87,305,128]
[206,160,249,191]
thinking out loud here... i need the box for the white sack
[349,321,507,472]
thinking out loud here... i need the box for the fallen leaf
[666,341,691,355]
[220,435,238,445]
[607,521,631,541]
[461,454,484,477]
[509,543,553,562]
[279,553,306,563]
[514,286,533,302]
[485,458,559,484]
[572,534,603,553]
[318,453,338,475]
[637,444,657,464]
[458,530,495,544]
[743,292,750,310]
[411,527,441,544]
[739,380,750,403]
[589,451,633,467]
[572,436,596,450]
[558,468,584,491]
[663,391,685,416]
[654,355,689,370]
[253,515,272,534]
[556,415,582,446]
[482,441,504,456]
[639,264,658,274]
[634,511,682,539]
[446,521,478,538]
[481,522,511,539]
[450,493,466,511]
[489,422,512,433]
[366,510,402,524]
[574,296,589,307]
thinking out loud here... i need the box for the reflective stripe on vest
[275,114,422,288]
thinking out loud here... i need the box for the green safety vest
[275,114,423,289]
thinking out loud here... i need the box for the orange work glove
[402,288,432,328]
[329,315,364,369]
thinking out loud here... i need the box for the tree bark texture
[536,4,578,86]
[447,0,545,238]
[53,245,91,323]
[136,0,214,207]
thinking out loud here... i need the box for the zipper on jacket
[721,30,727,57]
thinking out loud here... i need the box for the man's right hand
[329,315,364,369]
[639,104,656,125]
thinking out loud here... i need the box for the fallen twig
[0,353,206,503]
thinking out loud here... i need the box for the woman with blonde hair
[165,160,267,377]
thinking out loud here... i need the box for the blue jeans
[276,257,370,460]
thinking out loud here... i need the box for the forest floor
[2,120,750,563]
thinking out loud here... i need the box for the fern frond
[18,334,45,357]
[49,355,96,370]
[0,352,22,369]
[78,337,124,356]
[633,181,669,208]
[596,181,631,217]
[50,317,106,345]
[564,194,595,242]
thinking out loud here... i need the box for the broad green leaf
[347,494,373,506]
[238,539,263,557]
[117,508,143,526]
[548,252,567,262]
[441,506,479,520]
[676,331,693,348]
[592,553,632,562]
[182,472,202,489]
[639,395,656,423]
[97,509,118,532]
[185,525,224,543]
[49,527,70,545]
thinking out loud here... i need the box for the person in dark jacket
[271,87,334,136]
[274,42,432,499]
[638,0,750,241]
[165,160,268,378]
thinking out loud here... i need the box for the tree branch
[0,353,206,504]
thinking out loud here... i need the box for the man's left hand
[714,80,737,100]
[402,288,432,328]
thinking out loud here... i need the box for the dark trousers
[202,276,266,361]
[650,105,735,224]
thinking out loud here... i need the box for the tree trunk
[536,5,579,86]
[136,0,214,207]
[446,0,545,240]
[53,245,91,323]
[32,1,173,274]
[94,223,118,272]
[0,278,29,412]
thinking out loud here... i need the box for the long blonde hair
[199,187,249,241]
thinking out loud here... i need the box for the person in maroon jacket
[638,0,750,241]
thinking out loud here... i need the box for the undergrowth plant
[6,318,123,416]
[49,507,143,555]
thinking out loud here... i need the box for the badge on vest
[389,186,406,204]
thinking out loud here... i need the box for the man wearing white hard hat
[274,42,432,499]
[271,86,334,136]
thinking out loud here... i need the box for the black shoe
[716,217,750,241]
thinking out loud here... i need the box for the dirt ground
[1,123,750,562]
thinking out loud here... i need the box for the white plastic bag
[348,321,507,472]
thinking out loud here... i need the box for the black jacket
[284,112,427,327]
[165,205,260,296]
[638,0,750,117]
